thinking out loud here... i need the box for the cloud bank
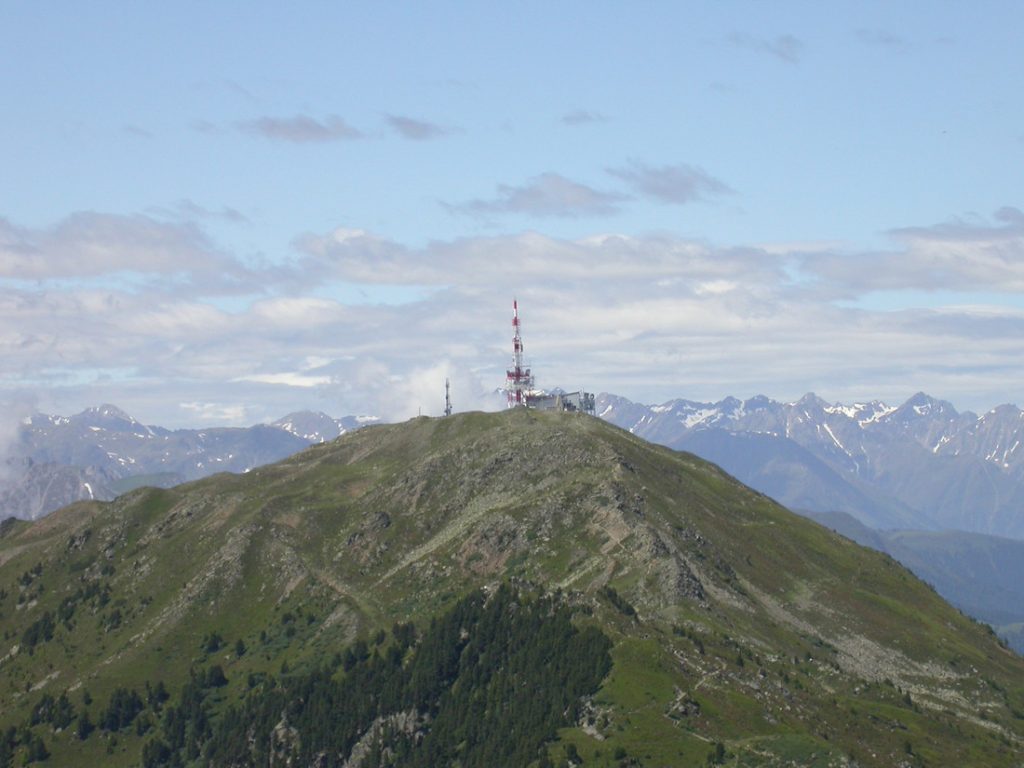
[3,208,1024,427]
[0,213,238,283]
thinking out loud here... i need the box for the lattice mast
[506,298,534,407]
[444,378,452,417]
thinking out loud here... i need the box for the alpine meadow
[2,412,1023,766]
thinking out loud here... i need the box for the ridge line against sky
[2,2,1023,429]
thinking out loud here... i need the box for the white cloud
[4,209,1024,426]
[607,161,733,204]
[233,372,333,388]
[293,228,779,289]
[386,114,454,140]
[352,360,503,422]
[127,302,232,337]
[236,114,363,142]
[447,173,626,218]
[179,402,251,423]
[0,213,237,281]
[249,297,348,326]
[804,208,1024,293]
[152,200,249,224]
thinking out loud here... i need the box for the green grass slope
[1,410,1022,767]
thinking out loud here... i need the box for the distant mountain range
[0,405,378,520]
[8,391,1024,537]
[598,390,1024,538]
[593,390,1024,652]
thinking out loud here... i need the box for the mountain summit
[1,410,1022,766]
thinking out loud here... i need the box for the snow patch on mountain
[1,406,381,521]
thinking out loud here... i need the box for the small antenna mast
[505,298,534,407]
[444,378,453,417]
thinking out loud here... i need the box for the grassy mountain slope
[1,410,1023,767]
[802,511,1024,653]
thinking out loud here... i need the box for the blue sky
[2,2,1024,426]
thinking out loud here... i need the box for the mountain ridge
[2,410,1023,766]
[598,390,1024,536]
[1,407,379,521]
[10,388,1024,534]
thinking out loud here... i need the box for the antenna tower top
[505,298,534,407]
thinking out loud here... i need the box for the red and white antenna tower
[506,298,534,408]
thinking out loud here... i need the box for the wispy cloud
[123,124,152,138]
[804,207,1024,293]
[223,79,257,102]
[0,212,240,282]
[149,200,249,224]
[0,393,37,482]
[730,33,803,63]
[236,114,363,143]
[856,28,907,50]
[447,173,625,218]
[386,114,454,140]
[233,372,333,388]
[607,161,732,204]
[179,401,251,424]
[191,120,219,135]
[561,109,606,126]
[293,228,779,288]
